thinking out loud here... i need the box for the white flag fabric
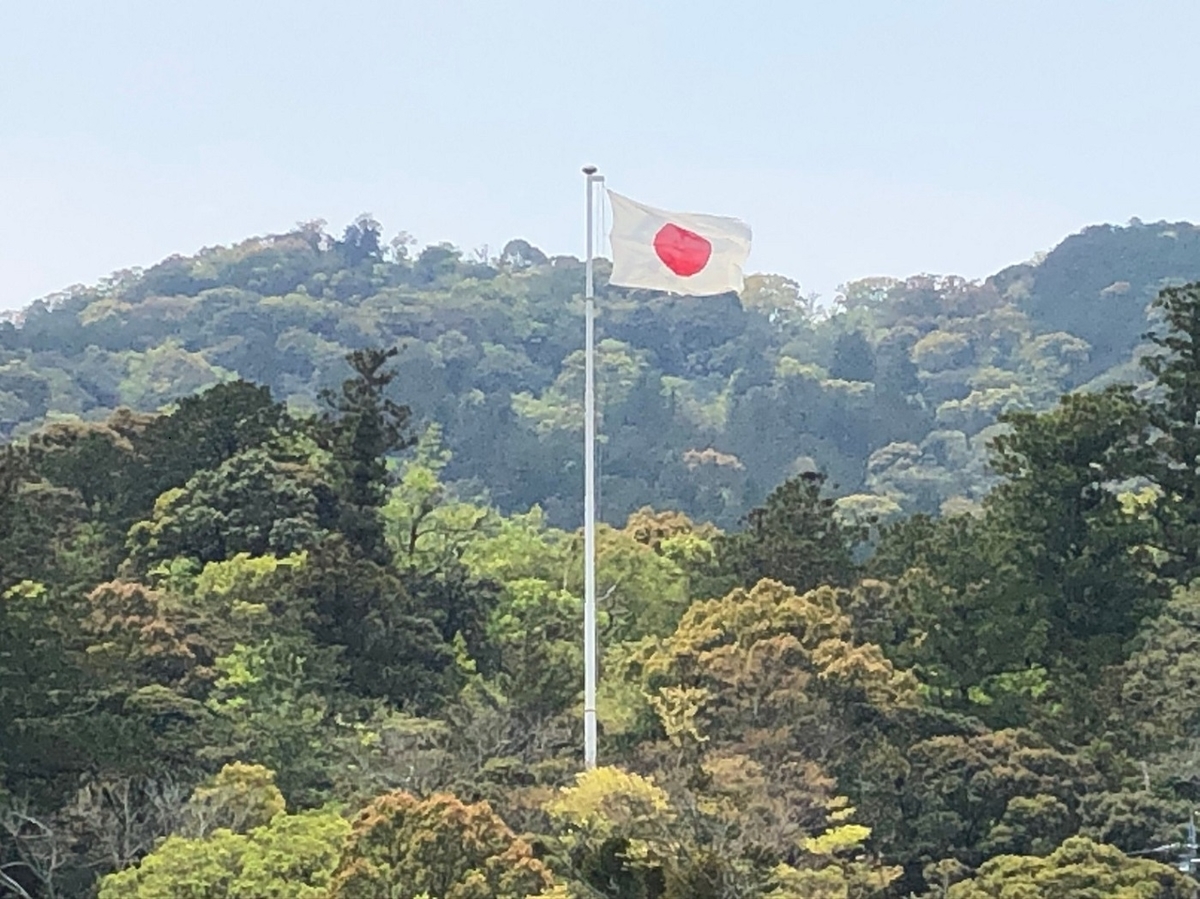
[607,191,752,296]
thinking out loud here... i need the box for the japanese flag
[607,191,752,296]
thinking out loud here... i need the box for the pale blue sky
[3,1,1199,310]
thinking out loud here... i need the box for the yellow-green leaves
[547,767,674,843]
[647,685,708,749]
[184,763,286,837]
[802,823,872,856]
[944,836,1194,899]
[97,801,349,899]
[384,423,494,573]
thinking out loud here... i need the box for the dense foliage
[6,218,1200,530]
[5,221,1200,898]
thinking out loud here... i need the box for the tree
[135,380,290,509]
[987,387,1160,678]
[0,580,88,814]
[1109,582,1200,819]
[589,525,693,644]
[402,563,503,680]
[868,509,1049,720]
[299,537,454,710]
[1144,282,1200,584]
[328,790,553,899]
[829,331,876,382]
[337,214,384,267]
[864,388,1163,728]
[942,835,1195,899]
[898,729,1092,872]
[546,766,900,899]
[320,348,417,563]
[200,637,343,805]
[76,580,215,771]
[500,240,548,270]
[23,386,293,589]
[26,414,149,531]
[182,763,285,837]
[53,776,191,879]
[414,243,462,285]
[713,472,861,594]
[545,766,676,899]
[383,424,493,575]
[97,802,348,899]
[126,448,330,571]
[639,579,916,783]
[485,576,582,720]
[0,444,92,593]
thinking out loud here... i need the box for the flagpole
[582,165,602,769]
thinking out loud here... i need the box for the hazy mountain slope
[991,219,1200,380]
[1,217,1195,528]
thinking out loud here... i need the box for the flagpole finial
[582,165,598,176]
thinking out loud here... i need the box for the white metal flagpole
[582,165,602,769]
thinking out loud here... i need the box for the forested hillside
[8,222,1200,899]
[5,216,1200,529]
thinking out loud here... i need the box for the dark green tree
[400,562,502,679]
[0,580,89,806]
[499,239,547,269]
[28,417,145,521]
[986,386,1159,679]
[319,348,417,564]
[713,471,861,593]
[0,444,92,593]
[136,380,289,507]
[865,514,1040,713]
[126,448,331,571]
[336,214,383,267]
[1143,281,1200,584]
[829,330,876,381]
[299,537,453,710]
[898,729,1093,873]
[27,384,288,564]
[867,388,1160,728]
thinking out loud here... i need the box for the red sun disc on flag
[653,223,712,277]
